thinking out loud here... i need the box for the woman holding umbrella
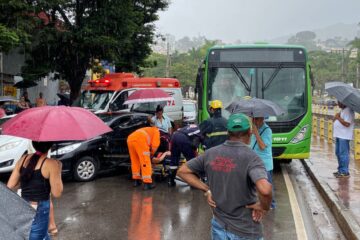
[2,106,112,239]
[7,141,63,240]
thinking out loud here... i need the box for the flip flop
[48,228,58,236]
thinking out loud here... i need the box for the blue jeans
[335,138,350,174]
[267,171,276,209]
[211,218,263,240]
[29,200,51,240]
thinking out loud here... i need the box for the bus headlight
[290,125,309,144]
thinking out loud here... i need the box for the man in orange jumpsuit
[127,126,160,190]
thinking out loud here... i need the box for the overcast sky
[156,0,360,42]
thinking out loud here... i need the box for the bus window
[263,68,306,121]
[209,68,248,113]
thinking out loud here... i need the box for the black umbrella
[325,81,360,113]
[14,80,38,89]
[57,93,71,106]
[0,182,35,239]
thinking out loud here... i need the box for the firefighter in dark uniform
[168,124,202,187]
[199,100,228,150]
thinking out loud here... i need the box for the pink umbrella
[1,106,112,141]
[124,89,173,105]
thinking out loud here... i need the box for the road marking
[281,165,308,240]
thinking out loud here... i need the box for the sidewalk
[302,136,360,239]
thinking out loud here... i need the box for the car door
[106,114,149,161]
[106,115,132,159]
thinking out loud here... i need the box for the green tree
[288,31,318,51]
[142,40,219,90]
[309,51,344,93]
[0,0,168,101]
[0,24,20,52]
[0,1,34,52]
[349,37,360,88]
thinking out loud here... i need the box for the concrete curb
[301,159,360,240]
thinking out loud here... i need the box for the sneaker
[333,171,339,176]
[143,183,156,190]
[335,173,350,178]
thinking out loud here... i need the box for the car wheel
[73,156,98,182]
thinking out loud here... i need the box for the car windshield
[208,66,306,121]
[80,91,113,111]
[132,101,166,114]
[184,103,195,112]
[96,114,116,124]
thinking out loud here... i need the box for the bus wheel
[281,159,292,164]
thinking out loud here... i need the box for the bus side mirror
[195,68,203,94]
[309,65,315,88]
[196,62,204,110]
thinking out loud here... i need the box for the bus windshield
[208,66,306,121]
[80,91,114,111]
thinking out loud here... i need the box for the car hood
[0,135,29,145]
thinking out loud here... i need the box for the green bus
[196,44,314,160]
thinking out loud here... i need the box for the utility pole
[0,52,3,95]
[341,48,345,82]
[165,40,170,77]
[357,63,359,88]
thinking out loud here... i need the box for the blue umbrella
[325,81,360,113]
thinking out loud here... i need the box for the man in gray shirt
[177,113,272,240]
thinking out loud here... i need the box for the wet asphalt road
[50,167,300,240]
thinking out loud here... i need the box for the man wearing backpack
[168,124,202,187]
[251,117,276,209]
[199,100,227,150]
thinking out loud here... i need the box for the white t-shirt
[333,107,355,140]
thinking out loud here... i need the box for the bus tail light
[290,125,309,144]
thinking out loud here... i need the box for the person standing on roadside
[17,96,30,112]
[178,113,272,240]
[127,120,160,190]
[251,117,276,209]
[333,101,355,178]
[23,92,32,108]
[7,141,63,240]
[36,92,47,107]
[199,100,227,150]
[0,102,6,118]
[152,105,172,134]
